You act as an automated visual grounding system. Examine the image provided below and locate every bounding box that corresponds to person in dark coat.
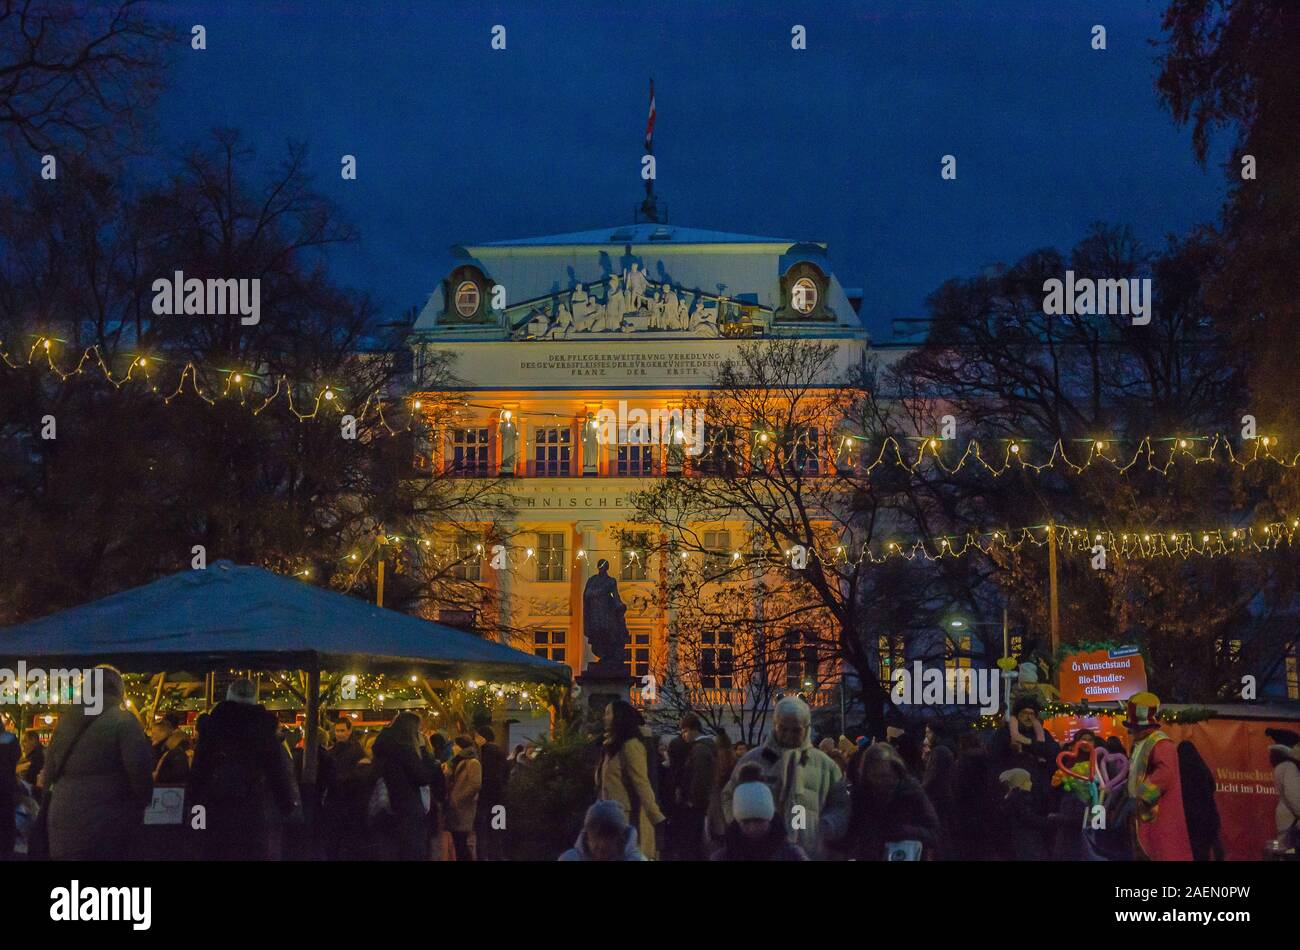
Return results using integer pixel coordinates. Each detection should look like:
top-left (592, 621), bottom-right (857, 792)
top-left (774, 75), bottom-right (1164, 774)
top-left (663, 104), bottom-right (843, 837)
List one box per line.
top-left (150, 713), bottom-right (191, 784)
top-left (999, 768), bottom-right (1052, 860)
top-left (843, 742), bottom-right (941, 860)
top-left (660, 731), bottom-right (689, 859)
top-left (947, 748), bottom-right (1009, 860)
top-left (990, 694), bottom-right (1060, 815)
top-left (17, 730), bottom-right (45, 788)
top-left (1178, 739), bottom-right (1223, 861)
top-left (187, 679), bottom-right (300, 860)
top-left (921, 743), bottom-right (957, 854)
top-left (474, 725), bottom-right (508, 860)
top-left (370, 711), bottom-right (442, 860)
top-left (327, 717), bottom-right (365, 780)
top-left (710, 773), bottom-right (807, 861)
top-left (0, 728), bottom-right (19, 860)
top-left (674, 713), bottom-right (716, 860)
top-left (44, 666), bottom-right (154, 860)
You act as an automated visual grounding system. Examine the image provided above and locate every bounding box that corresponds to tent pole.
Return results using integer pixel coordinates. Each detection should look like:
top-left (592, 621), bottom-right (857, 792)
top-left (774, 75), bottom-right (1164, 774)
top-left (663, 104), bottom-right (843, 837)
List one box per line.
top-left (303, 667), bottom-right (321, 786)
top-left (147, 671), bottom-right (167, 723)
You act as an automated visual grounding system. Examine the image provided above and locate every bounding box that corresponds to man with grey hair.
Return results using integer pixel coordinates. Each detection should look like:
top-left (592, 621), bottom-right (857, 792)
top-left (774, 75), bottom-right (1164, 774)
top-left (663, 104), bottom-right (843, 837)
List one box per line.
top-left (721, 696), bottom-right (849, 859)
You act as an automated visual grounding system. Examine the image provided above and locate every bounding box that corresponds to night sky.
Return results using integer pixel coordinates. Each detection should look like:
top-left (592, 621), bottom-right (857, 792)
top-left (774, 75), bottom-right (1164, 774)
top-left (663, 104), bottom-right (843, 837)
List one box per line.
top-left (161, 0), bottom-right (1225, 341)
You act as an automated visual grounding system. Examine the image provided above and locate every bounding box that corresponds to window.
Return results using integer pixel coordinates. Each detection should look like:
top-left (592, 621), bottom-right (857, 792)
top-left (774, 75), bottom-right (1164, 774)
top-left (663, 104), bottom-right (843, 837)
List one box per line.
top-left (1287, 643), bottom-right (1298, 701)
top-left (621, 532), bottom-right (649, 581)
top-left (702, 529), bottom-right (732, 577)
top-left (695, 425), bottom-right (738, 476)
top-left (616, 442), bottom-right (654, 477)
top-left (534, 427), bottom-right (571, 476)
top-left (536, 532), bottom-right (566, 582)
top-left (533, 629), bottom-right (566, 664)
top-left (878, 633), bottom-right (904, 686)
top-left (784, 426), bottom-right (822, 475)
top-left (791, 276), bottom-right (818, 314)
top-left (448, 534), bottom-right (482, 581)
top-left (455, 280), bottom-right (480, 317)
top-left (944, 635), bottom-right (972, 693)
top-left (700, 629), bottom-right (734, 689)
top-left (784, 629), bottom-right (819, 690)
top-left (448, 427), bottom-right (490, 475)
top-left (1215, 637), bottom-right (1242, 666)
top-left (626, 631), bottom-right (651, 678)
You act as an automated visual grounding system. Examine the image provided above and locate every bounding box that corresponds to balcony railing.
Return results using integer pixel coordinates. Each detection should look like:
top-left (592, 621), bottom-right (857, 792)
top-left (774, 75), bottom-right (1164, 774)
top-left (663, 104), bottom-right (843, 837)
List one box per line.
top-left (630, 685), bottom-right (837, 710)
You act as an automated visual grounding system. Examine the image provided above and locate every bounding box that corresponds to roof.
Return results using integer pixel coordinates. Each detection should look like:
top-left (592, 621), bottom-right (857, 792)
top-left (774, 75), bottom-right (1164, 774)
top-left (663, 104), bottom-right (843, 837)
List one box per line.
top-left (0, 561), bottom-right (569, 684)
top-left (469, 223), bottom-right (811, 249)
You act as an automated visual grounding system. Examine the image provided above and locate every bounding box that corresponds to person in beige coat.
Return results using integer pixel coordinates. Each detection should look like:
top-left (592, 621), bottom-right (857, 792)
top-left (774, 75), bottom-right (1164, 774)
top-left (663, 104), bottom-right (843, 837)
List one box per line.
top-left (596, 701), bottom-right (665, 859)
top-left (445, 735), bottom-right (482, 860)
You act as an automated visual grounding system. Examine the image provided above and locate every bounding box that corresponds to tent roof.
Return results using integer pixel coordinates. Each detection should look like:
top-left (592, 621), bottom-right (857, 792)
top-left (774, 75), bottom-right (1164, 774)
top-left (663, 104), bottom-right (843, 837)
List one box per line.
top-left (0, 561), bottom-right (569, 684)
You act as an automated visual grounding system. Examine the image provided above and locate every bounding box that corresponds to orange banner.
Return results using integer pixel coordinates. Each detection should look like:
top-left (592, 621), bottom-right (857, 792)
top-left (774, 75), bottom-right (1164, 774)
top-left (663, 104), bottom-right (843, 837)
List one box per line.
top-left (1058, 648), bottom-right (1147, 704)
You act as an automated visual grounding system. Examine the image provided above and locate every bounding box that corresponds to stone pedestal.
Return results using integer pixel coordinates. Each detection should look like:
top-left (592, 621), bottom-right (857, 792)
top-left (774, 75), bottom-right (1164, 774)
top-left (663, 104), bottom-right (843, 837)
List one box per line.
top-left (575, 667), bottom-right (636, 730)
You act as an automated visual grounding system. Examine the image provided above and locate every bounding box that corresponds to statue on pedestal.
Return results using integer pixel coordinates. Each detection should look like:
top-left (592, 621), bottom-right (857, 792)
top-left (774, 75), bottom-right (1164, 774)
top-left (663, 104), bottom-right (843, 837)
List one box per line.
top-left (582, 559), bottom-right (630, 677)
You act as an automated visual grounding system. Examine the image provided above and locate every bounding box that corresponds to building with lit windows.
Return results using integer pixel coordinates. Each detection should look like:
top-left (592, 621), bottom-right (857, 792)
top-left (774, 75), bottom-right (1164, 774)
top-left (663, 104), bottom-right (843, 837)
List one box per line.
top-left (405, 219), bottom-right (872, 733)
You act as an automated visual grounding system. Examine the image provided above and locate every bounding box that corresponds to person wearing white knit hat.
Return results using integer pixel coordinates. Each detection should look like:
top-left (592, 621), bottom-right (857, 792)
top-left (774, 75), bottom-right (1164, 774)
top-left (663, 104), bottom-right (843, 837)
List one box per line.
top-left (710, 765), bottom-right (808, 861)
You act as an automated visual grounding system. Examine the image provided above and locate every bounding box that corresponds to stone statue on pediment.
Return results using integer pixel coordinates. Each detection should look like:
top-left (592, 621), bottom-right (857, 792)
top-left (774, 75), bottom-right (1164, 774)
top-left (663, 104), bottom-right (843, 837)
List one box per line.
top-left (604, 274), bottom-right (626, 331)
top-left (625, 263), bottom-right (648, 312)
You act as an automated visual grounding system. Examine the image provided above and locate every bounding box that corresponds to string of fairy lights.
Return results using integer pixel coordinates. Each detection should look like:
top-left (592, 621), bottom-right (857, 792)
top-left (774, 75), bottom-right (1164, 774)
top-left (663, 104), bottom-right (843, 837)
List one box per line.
top-left (334, 516), bottom-right (1300, 578)
top-left (7, 334), bottom-right (1300, 479)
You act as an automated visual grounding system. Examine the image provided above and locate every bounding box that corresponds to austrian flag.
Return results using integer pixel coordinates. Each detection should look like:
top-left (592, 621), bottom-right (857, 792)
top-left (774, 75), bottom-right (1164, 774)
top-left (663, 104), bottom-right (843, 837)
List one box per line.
top-left (645, 79), bottom-right (656, 152)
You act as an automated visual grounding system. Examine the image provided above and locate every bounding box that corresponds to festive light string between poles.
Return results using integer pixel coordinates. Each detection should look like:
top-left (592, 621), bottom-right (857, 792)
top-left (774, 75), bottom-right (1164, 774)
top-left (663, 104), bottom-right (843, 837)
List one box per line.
top-left (336, 517), bottom-right (1300, 576)
top-left (8, 336), bottom-right (1300, 482)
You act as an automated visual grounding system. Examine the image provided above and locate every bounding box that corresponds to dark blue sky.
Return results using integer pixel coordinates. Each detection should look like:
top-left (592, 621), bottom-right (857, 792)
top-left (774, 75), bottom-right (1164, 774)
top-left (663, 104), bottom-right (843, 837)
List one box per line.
top-left (162, 0), bottom-right (1224, 341)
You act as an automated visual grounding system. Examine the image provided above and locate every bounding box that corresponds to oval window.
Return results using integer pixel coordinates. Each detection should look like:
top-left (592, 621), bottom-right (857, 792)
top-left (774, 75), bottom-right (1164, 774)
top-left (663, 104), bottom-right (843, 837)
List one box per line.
top-left (791, 277), bottom-right (819, 315)
top-left (454, 280), bottom-right (480, 318)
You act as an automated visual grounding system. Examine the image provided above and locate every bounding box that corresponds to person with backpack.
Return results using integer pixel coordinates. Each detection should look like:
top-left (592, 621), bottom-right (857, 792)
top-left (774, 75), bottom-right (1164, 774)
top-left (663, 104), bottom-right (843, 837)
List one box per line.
top-left (187, 679), bottom-right (301, 860)
top-left (42, 666), bottom-right (154, 861)
top-left (445, 735), bottom-right (481, 860)
top-left (367, 712), bottom-right (442, 860)
top-left (596, 700), bottom-right (666, 859)
top-left (473, 725), bottom-right (508, 860)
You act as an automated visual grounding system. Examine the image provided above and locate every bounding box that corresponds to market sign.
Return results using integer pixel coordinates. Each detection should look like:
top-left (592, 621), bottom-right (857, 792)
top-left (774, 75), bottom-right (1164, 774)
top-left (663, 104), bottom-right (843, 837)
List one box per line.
top-left (1058, 646), bottom-right (1147, 704)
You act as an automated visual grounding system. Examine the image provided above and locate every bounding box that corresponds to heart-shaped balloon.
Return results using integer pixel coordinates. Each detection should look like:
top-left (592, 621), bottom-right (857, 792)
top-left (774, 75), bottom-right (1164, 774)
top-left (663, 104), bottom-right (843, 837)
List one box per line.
top-left (1056, 741), bottom-right (1095, 781)
top-left (1092, 745), bottom-right (1129, 794)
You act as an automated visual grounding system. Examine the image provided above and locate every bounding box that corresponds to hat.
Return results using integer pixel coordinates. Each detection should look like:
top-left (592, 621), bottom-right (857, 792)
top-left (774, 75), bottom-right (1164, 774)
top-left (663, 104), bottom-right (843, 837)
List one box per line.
top-left (998, 767), bottom-right (1032, 792)
top-left (1124, 691), bottom-right (1162, 731)
top-left (732, 781), bottom-right (775, 822)
top-left (584, 800), bottom-right (629, 836)
top-left (226, 678), bottom-right (258, 705)
top-left (885, 726), bottom-right (905, 741)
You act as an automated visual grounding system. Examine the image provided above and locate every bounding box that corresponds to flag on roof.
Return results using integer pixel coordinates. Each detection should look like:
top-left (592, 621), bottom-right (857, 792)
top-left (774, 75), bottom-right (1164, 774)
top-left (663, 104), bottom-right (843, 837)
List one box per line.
top-left (645, 78), bottom-right (656, 152)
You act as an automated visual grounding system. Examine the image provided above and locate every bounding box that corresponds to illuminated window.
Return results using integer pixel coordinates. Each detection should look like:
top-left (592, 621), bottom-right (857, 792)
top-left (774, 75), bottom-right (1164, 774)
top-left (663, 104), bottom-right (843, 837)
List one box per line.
top-left (696, 425), bottom-right (738, 476)
top-left (617, 442), bottom-right (654, 477)
top-left (533, 629), bottom-right (566, 664)
top-left (455, 280), bottom-right (480, 317)
top-left (700, 629), bottom-right (734, 689)
top-left (702, 529), bottom-right (732, 577)
top-left (1286, 643), bottom-right (1297, 701)
top-left (621, 532), bottom-right (649, 581)
top-left (448, 534), bottom-right (481, 581)
top-left (945, 634), bottom-right (972, 670)
top-left (626, 631), bottom-right (651, 678)
top-left (534, 427), bottom-right (571, 476)
top-left (1214, 637), bottom-right (1242, 665)
top-left (449, 427), bottom-right (490, 475)
top-left (537, 532), bottom-right (566, 582)
top-left (784, 426), bottom-right (821, 475)
top-left (791, 277), bottom-right (818, 314)
top-left (784, 629), bottom-right (819, 690)
top-left (878, 633), bottom-right (904, 685)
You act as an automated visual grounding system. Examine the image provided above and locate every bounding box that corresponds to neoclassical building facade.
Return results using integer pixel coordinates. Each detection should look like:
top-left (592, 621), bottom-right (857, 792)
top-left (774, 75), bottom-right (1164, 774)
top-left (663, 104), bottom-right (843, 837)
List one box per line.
top-left (406, 221), bottom-right (870, 720)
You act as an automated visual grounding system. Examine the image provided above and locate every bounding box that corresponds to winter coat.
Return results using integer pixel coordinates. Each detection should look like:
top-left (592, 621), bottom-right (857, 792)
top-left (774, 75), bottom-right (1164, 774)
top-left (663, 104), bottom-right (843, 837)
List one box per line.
top-left (597, 738), bottom-right (666, 860)
top-left (1127, 730), bottom-right (1192, 861)
top-left (0, 731), bottom-right (18, 857)
top-left (844, 775), bottom-right (941, 861)
top-left (1001, 788), bottom-right (1052, 860)
top-left (722, 734), bottom-right (849, 859)
top-left (1275, 758), bottom-right (1300, 836)
top-left (679, 736), bottom-right (716, 811)
top-left (327, 737), bottom-right (365, 780)
top-left (187, 700), bottom-right (300, 860)
top-left (990, 721), bottom-right (1060, 814)
top-left (710, 818), bottom-right (809, 861)
top-left (558, 824), bottom-right (648, 861)
top-left (45, 704), bottom-right (154, 860)
top-left (18, 744), bottom-right (44, 787)
top-left (153, 740), bottom-right (191, 785)
top-left (477, 740), bottom-right (508, 821)
top-left (445, 750), bottom-right (482, 832)
top-left (369, 729), bottom-right (441, 860)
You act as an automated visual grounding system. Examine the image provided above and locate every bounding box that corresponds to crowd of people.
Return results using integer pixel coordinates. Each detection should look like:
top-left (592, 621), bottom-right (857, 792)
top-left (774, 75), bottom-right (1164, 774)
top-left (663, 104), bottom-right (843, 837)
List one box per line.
top-left (2, 668), bottom-right (1298, 863)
